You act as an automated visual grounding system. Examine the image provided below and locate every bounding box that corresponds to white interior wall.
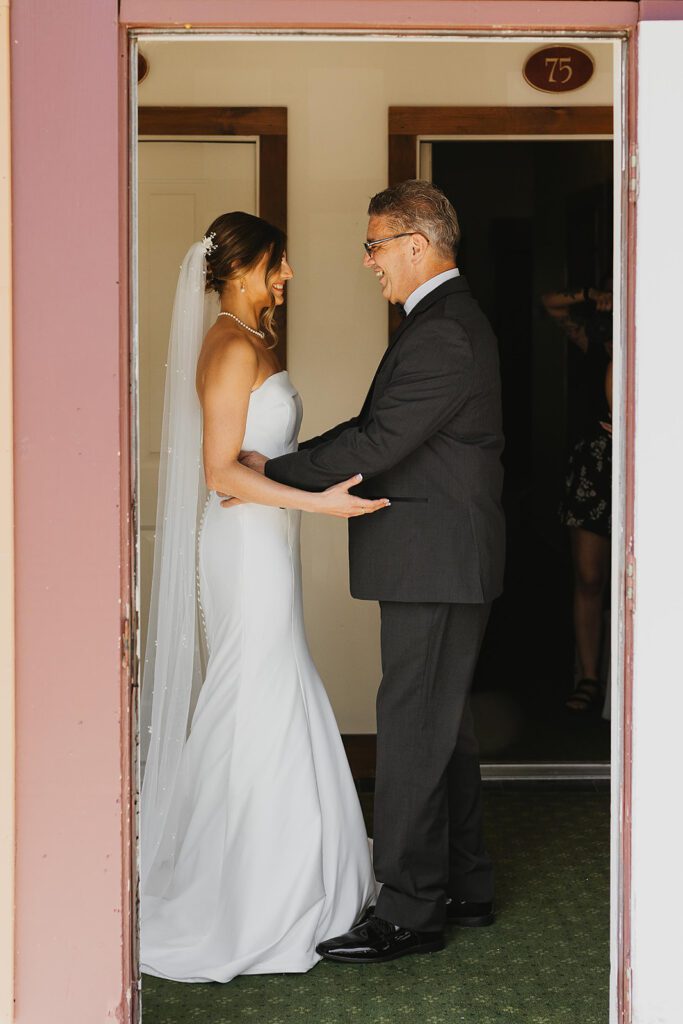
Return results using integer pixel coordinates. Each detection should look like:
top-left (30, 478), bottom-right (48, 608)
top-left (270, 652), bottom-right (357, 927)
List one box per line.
top-left (139, 38), bottom-right (614, 732)
top-left (632, 22), bottom-right (683, 1024)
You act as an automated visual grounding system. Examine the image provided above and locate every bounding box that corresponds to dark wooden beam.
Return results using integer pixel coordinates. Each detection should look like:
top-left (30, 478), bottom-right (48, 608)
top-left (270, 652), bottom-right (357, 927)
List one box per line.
top-left (388, 133), bottom-right (417, 187)
top-left (389, 105), bottom-right (613, 136)
top-left (259, 134), bottom-right (287, 234)
top-left (139, 105), bottom-right (287, 135)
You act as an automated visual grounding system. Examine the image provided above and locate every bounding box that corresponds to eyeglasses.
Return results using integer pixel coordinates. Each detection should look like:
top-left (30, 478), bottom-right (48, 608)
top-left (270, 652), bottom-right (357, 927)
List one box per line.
top-left (363, 232), bottom-right (417, 257)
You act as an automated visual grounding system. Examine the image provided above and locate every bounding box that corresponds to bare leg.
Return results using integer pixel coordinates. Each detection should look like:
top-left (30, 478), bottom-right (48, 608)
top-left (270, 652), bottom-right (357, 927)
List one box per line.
top-left (567, 527), bottom-right (610, 709)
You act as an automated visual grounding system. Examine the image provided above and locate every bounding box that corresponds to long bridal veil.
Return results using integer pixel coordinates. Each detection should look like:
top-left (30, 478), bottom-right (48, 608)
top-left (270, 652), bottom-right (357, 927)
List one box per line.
top-left (139, 241), bottom-right (217, 886)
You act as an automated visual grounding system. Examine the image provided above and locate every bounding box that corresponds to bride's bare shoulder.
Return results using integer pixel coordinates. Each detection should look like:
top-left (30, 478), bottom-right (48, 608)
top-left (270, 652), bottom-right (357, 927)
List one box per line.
top-left (200, 320), bottom-right (258, 371)
top-left (197, 322), bottom-right (258, 395)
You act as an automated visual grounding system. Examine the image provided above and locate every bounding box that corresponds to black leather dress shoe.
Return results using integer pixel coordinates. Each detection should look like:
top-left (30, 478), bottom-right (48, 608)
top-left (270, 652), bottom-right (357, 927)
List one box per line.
top-left (354, 904), bottom-right (375, 926)
top-left (445, 898), bottom-right (495, 927)
top-left (316, 915), bottom-right (445, 964)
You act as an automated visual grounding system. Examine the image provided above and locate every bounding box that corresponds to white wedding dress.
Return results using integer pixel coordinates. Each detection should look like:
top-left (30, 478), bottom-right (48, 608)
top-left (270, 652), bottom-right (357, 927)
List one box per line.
top-left (141, 370), bottom-right (375, 983)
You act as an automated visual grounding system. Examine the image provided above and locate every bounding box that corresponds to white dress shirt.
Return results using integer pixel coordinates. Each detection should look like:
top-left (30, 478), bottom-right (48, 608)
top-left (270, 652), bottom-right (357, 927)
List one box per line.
top-left (403, 267), bottom-right (460, 316)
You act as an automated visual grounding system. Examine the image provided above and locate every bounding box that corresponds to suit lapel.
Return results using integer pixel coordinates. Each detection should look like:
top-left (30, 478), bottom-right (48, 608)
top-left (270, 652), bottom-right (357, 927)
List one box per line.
top-left (357, 319), bottom-right (408, 420)
top-left (357, 276), bottom-right (470, 422)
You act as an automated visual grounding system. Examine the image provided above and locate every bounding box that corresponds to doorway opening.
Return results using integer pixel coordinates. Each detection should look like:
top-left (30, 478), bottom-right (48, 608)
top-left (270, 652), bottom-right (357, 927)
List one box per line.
top-left (130, 32), bottom-right (628, 1024)
top-left (430, 136), bottom-right (614, 770)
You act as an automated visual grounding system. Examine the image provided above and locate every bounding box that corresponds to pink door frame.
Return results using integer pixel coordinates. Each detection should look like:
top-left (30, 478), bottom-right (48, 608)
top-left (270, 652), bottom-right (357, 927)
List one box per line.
top-left (13, 2), bottom-right (670, 1023)
top-left (11, 4), bottom-right (134, 1024)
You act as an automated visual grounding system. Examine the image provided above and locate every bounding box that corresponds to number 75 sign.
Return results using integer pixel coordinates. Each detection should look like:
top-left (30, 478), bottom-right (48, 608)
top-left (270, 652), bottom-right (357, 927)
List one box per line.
top-left (524, 46), bottom-right (594, 93)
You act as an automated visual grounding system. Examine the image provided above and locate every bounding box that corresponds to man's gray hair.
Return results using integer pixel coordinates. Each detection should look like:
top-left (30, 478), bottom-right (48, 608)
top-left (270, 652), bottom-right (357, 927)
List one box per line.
top-left (368, 180), bottom-right (461, 261)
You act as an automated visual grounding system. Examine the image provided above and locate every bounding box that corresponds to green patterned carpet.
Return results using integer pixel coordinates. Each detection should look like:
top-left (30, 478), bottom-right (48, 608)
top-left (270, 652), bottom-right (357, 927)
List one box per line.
top-left (142, 791), bottom-right (610, 1024)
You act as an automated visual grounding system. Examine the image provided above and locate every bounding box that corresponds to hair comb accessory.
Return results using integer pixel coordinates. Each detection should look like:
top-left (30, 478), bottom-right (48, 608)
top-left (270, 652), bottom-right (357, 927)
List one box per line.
top-left (201, 232), bottom-right (217, 256)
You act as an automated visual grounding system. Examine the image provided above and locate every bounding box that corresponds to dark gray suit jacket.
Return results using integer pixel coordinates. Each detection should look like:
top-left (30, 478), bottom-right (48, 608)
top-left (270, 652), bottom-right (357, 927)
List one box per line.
top-left (265, 276), bottom-right (505, 603)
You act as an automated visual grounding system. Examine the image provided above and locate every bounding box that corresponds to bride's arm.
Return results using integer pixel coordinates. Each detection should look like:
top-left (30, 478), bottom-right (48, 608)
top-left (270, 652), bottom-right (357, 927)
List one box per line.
top-left (200, 338), bottom-right (389, 519)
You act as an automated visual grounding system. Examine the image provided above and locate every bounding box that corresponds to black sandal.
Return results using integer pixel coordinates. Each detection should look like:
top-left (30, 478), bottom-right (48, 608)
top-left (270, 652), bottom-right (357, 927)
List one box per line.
top-left (566, 677), bottom-right (603, 713)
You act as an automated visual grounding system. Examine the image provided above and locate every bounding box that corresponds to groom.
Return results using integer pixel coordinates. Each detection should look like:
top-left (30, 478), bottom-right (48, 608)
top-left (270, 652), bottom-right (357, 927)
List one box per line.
top-left (241, 180), bottom-right (504, 962)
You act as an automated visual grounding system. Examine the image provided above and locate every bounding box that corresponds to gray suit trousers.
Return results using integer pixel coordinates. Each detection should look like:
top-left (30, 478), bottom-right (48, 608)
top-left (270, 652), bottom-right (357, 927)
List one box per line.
top-left (373, 600), bottom-right (494, 932)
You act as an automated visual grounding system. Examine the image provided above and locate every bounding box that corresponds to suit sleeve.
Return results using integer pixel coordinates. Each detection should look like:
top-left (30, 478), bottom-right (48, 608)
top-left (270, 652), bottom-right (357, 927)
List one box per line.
top-left (265, 318), bottom-right (473, 490)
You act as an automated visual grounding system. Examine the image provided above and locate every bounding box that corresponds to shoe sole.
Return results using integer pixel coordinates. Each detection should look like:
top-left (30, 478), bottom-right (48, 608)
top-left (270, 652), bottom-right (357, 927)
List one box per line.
top-left (447, 913), bottom-right (495, 928)
top-left (319, 940), bottom-right (445, 964)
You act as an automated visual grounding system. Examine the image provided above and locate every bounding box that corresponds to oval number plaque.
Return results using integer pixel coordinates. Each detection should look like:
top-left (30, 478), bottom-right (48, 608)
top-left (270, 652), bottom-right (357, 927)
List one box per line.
top-left (523, 46), bottom-right (594, 93)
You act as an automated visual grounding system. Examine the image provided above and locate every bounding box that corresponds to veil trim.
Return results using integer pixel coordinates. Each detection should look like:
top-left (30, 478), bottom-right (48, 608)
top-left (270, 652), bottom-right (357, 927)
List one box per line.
top-left (139, 241), bottom-right (216, 887)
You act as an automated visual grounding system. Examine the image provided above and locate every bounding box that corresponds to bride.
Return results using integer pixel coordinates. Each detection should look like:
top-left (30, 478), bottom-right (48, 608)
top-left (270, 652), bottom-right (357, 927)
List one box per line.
top-left (139, 212), bottom-right (386, 983)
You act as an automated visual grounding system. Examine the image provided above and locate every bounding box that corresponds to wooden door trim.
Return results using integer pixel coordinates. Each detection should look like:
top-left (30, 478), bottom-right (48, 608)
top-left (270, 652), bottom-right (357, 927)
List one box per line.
top-left (139, 105), bottom-right (288, 361)
top-left (389, 104), bottom-right (613, 138)
top-left (389, 104), bottom-right (613, 187)
top-left (139, 105), bottom-right (287, 135)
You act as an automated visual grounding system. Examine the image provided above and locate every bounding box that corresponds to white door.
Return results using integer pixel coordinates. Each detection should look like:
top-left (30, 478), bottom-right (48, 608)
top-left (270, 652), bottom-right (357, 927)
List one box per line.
top-left (138, 139), bottom-right (258, 656)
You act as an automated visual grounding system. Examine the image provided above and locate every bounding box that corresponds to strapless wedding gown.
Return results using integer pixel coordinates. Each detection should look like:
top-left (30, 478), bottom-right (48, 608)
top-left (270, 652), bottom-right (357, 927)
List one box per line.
top-left (140, 371), bottom-right (375, 983)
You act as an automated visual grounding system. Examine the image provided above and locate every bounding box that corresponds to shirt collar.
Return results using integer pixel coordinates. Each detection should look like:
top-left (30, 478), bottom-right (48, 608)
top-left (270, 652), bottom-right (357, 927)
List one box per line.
top-left (403, 267), bottom-right (460, 316)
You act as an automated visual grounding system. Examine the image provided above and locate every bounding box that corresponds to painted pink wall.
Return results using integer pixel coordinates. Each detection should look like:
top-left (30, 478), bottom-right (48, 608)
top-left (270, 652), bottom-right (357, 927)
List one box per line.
top-left (121, 0), bottom-right (639, 29)
top-left (639, 1), bottom-right (683, 18)
top-left (11, 2), bottom-right (130, 1022)
top-left (9, 1), bottom-right (682, 1022)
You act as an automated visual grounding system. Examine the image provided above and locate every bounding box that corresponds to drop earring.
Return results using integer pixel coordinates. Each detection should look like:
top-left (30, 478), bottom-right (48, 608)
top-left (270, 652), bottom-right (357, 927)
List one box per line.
top-left (240, 280), bottom-right (246, 293)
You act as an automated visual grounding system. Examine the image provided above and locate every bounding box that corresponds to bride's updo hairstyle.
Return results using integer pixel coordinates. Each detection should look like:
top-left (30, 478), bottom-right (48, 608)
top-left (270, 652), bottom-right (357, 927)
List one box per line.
top-left (203, 211), bottom-right (287, 345)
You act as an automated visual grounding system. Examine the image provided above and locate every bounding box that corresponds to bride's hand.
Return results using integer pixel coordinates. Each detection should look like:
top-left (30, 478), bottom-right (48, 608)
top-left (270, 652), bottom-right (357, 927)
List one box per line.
top-left (312, 474), bottom-right (391, 518)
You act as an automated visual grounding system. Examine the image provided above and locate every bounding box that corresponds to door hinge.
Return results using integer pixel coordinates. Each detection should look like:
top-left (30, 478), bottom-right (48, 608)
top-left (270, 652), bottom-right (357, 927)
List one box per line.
top-left (625, 555), bottom-right (636, 611)
top-left (122, 613), bottom-right (138, 680)
top-left (628, 144), bottom-right (639, 204)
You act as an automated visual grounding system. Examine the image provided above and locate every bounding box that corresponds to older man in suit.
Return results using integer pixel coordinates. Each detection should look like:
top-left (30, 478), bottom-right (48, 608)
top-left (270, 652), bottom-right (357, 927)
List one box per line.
top-left (240, 180), bottom-right (505, 963)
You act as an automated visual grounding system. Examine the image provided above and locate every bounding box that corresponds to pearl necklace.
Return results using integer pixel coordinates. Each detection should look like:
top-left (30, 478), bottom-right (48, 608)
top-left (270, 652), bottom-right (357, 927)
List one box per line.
top-left (217, 311), bottom-right (265, 340)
